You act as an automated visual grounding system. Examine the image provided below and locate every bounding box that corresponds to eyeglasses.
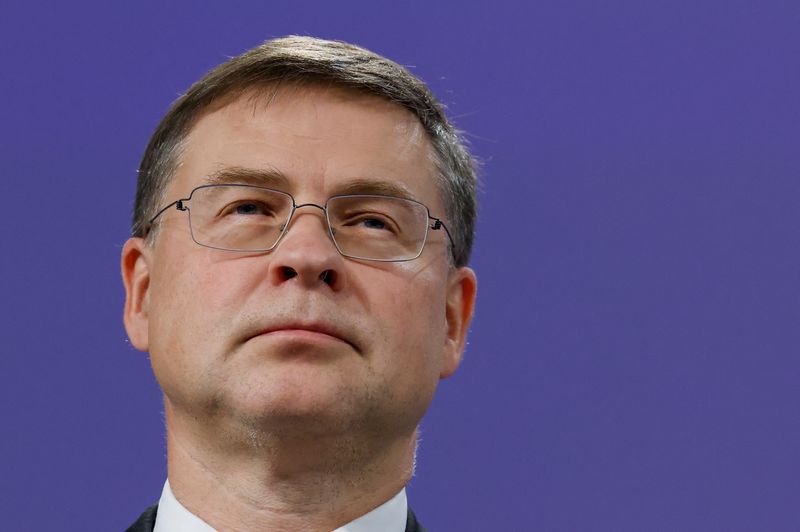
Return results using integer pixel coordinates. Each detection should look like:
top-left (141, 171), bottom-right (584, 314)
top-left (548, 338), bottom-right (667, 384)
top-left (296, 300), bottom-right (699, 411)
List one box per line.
top-left (146, 184), bottom-right (454, 262)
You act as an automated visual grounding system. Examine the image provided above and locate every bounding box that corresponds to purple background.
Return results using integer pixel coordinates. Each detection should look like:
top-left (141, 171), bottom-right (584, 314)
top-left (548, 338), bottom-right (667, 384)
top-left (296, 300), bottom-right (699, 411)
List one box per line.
top-left (2, 1), bottom-right (799, 530)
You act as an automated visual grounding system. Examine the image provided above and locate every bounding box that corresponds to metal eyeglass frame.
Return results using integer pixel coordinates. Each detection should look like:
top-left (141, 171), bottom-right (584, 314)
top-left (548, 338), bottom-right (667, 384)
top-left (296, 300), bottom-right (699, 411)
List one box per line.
top-left (145, 183), bottom-right (455, 263)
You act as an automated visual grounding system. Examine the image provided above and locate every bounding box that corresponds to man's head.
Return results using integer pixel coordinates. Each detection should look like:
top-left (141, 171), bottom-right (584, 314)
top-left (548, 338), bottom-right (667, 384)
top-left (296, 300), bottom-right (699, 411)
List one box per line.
top-left (121, 36), bottom-right (477, 458)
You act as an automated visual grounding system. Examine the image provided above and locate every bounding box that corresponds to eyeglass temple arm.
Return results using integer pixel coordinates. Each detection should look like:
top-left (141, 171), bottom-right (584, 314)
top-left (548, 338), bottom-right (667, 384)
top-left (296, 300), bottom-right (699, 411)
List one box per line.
top-left (143, 198), bottom-right (189, 234)
top-left (430, 216), bottom-right (456, 252)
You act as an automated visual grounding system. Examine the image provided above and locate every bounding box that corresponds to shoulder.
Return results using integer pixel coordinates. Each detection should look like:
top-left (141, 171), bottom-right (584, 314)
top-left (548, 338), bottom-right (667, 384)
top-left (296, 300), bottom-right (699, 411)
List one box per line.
top-left (125, 503), bottom-right (158, 532)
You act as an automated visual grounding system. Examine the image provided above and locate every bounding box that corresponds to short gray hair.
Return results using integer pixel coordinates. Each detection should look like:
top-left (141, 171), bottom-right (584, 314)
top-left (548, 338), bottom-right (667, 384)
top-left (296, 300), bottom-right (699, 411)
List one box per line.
top-left (133, 36), bottom-right (477, 266)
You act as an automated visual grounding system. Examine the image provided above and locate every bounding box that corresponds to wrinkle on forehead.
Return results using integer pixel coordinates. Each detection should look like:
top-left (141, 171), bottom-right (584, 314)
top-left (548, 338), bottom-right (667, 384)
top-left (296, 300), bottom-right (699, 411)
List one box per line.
top-left (187, 83), bottom-right (431, 161)
top-left (177, 83), bottom-right (444, 213)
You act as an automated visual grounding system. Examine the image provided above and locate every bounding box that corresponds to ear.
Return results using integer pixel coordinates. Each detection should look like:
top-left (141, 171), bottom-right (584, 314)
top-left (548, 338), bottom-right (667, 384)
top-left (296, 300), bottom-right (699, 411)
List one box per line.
top-left (121, 237), bottom-right (152, 351)
top-left (440, 266), bottom-right (477, 379)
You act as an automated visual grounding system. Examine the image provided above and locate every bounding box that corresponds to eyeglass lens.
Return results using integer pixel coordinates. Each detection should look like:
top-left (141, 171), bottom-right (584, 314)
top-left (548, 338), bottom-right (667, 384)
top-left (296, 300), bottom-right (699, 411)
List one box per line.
top-left (185, 185), bottom-right (430, 261)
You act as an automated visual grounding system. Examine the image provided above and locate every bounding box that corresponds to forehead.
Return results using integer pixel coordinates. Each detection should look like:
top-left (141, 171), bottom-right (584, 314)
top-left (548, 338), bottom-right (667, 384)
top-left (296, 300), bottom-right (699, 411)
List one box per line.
top-left (171, 85), bottom-right (442, 209)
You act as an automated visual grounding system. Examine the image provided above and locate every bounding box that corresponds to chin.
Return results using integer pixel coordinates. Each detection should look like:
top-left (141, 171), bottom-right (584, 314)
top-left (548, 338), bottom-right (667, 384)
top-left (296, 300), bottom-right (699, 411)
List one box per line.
top-left (226, 372), bottom-right (376, 434)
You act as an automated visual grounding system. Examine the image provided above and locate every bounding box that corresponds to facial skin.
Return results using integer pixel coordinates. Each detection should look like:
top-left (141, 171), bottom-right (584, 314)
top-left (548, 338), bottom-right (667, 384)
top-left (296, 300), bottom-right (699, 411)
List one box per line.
top-left (121, 85), bottom-right (476, 527)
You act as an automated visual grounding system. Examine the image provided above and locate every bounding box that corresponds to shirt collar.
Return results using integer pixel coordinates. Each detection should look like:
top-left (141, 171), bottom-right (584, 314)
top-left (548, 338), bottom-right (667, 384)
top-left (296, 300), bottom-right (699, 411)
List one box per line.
top-left (153, 479), bottom-right (407, 532)
top-left (335, 488), bottom-right (407, 532)
top-left (153, 480), bottom-right (214, 532)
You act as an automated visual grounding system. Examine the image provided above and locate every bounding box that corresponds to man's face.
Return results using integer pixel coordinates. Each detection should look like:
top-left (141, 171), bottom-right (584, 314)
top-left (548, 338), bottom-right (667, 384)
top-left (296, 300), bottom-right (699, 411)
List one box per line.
top-left (122, 86), bottom-right (476, 441)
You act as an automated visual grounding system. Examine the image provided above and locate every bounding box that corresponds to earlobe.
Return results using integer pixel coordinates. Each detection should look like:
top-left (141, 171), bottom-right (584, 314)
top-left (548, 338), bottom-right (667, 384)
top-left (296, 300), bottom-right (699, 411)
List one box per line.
top-left (121, 237), bottom-right (152, 351)
top-left (440, 266), bottom-right (477, 379)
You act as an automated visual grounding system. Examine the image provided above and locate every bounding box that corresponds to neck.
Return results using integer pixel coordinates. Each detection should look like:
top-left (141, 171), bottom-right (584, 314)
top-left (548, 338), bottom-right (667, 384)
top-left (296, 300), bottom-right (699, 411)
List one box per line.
top-left (163, 401), bottom-right (415, 531)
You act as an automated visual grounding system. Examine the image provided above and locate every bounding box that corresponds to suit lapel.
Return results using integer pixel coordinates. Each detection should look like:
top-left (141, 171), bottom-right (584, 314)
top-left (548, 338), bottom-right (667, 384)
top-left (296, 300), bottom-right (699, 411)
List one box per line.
top-left (125, 503), bottom-right (158, 532)
top-left (405, 507), bottom-right (428, 532)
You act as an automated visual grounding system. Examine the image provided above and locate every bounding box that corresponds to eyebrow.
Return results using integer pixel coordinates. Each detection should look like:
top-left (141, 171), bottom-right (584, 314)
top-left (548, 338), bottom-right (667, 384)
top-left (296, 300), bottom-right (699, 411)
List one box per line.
top-left (202, 167), bottom-right (418, 202)
top-left (333, 179), bottom-right (416, 201)
top-left (202, 166), bottom-right (291, 189)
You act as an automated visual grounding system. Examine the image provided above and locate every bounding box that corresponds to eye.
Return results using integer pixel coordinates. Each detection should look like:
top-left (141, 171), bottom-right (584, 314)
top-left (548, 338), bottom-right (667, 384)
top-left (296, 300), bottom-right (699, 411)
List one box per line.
top-left (360, 217), bottom-right (387, 230)
top-left (343, 213), bottom-right (399, 235)
top-left (221, 200), bottom-right (274, 217)
top-left (235, 202), bottom-right (263, 215)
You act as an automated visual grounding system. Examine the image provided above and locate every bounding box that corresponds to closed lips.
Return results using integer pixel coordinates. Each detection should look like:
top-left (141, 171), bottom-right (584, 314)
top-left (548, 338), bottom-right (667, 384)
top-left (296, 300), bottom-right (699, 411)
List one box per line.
top-left (255, 323), bottom-right (359, 351)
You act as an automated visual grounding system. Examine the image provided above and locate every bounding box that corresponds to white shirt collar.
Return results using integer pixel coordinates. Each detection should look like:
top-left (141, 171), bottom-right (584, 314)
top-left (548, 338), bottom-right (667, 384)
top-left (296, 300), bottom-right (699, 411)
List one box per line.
top-left (153, 479), bottom-right (408, 532)
top-left (153, 480), bottom-right (214, 532)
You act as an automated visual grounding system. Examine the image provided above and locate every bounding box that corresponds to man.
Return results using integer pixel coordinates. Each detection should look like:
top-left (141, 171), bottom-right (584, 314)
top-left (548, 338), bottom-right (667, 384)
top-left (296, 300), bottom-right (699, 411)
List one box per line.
top-left (122, 35), bottom-right (478, 532)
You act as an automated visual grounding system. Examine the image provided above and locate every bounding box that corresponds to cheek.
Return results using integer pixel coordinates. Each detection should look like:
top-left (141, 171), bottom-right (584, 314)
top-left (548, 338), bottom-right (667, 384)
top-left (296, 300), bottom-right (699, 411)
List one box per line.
top-left (147, 253), bottom-right (248, 389)
top-left (369, 270), bottom-right (448, 377)
top-left (362, 271), bottom-right (448, 427)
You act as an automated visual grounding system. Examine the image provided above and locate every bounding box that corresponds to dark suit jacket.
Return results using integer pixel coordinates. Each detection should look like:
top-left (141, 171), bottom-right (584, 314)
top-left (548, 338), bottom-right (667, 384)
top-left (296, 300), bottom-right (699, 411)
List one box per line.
top-left (125, 503), bottom-right (427, 532)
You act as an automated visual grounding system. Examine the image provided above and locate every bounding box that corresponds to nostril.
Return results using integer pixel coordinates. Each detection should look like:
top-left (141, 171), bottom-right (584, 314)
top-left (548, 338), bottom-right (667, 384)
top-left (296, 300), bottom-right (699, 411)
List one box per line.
top-left (282, 266), bottom-right (298, 280)
top-left (319, 269), bottom-right (336, 286)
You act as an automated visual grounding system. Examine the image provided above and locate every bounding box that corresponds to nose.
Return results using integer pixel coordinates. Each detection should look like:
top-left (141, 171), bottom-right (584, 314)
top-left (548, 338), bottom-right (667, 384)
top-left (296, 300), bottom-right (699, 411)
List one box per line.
top-left (266, 204), bottom-right (346, 291)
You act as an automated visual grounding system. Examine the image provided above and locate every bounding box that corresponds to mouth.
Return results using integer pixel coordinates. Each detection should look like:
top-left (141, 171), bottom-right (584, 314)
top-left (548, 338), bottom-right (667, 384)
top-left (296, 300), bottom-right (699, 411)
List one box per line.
top-left (253, 322), bottom-right (359, 352)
